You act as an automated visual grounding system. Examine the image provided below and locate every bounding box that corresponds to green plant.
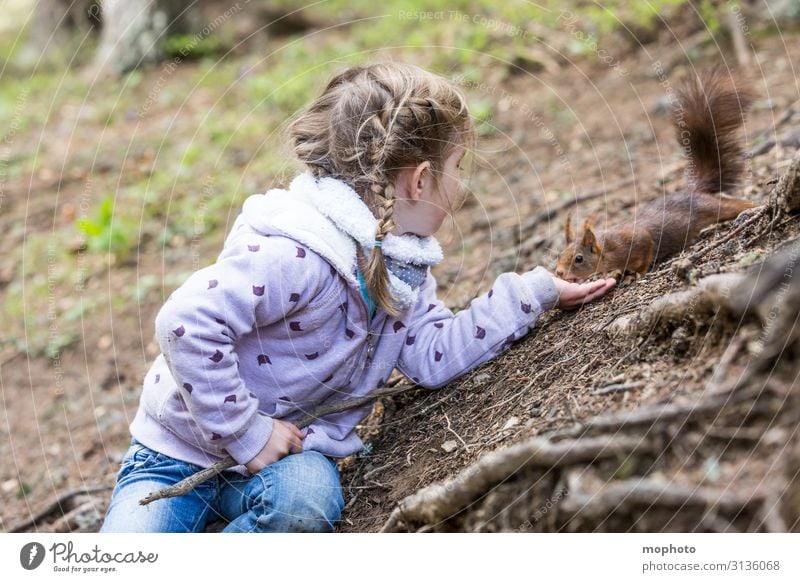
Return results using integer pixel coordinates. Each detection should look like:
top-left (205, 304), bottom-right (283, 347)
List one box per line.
top-left (75, 194), bottom-right (138, 262)
top-left (16, 481), bottom-right (32, 500)
top-left (697, 0), bottom-right (721, 33)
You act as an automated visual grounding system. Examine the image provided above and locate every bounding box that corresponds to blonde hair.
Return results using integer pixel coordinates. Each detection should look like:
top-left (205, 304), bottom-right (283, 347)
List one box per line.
top-left (288, 62), bottom-right (474, 316)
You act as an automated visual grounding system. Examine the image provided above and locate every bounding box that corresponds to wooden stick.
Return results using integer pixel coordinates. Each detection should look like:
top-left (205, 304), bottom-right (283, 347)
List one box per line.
top-left (593, 382), bottom-right (645, 395)
top-left (138, 383), bottom-right (420, 505)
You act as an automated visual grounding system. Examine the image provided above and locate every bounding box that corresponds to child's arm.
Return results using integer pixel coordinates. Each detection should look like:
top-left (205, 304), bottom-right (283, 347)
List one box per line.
top-left (396, 266), bottom-right (559, 389)
top-left (153, 234), bottom-right (328, 466)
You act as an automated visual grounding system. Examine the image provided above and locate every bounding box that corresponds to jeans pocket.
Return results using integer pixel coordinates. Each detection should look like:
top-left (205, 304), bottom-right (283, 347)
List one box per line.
top-left (115, 443), bottom-right (144, 482)
top-left (117, 441), bottom-right (175, 480)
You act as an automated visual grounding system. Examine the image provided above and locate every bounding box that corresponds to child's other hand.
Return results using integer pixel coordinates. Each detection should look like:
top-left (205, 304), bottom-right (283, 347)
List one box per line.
top-left (551, 274), bottom-right (616, 310)
top-left (245, 418), bottom-right (305, 474)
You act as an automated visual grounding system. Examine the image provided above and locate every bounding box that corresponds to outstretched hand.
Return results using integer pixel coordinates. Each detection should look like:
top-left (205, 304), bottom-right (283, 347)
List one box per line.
top-left (550, 274), bottom-right (616, 310)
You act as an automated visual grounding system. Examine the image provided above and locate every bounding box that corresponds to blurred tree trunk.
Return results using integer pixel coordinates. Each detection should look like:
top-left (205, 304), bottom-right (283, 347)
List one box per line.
top-left (19, 0), bottom-right (101, 66)
top-left (21, 1), bottom-right (316, 76)
top-left (94, 1), bottom-right (316, 76)
top-left (94, 0), bottom-right (194, 76)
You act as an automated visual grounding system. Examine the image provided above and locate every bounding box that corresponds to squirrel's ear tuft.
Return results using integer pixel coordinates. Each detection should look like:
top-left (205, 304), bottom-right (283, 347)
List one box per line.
top-left (581, 219), bottom-right (596, 248)
top-left (565, 212), bottom-right (574, 243)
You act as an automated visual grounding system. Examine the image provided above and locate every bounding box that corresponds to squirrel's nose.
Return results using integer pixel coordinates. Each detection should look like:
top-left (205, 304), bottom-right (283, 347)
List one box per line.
top-left (555, 268), bottom-right (565, 278)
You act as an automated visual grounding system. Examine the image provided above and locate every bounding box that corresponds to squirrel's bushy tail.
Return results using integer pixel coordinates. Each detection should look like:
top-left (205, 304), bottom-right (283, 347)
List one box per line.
top-left (674, 67), bottom-right (755, 193)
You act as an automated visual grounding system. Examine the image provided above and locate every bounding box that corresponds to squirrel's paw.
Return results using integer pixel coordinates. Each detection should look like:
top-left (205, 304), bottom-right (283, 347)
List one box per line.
top-left (606, 269), bottom-right (625, 282)
top-left (609, 269), bottom-right (643, 286)
top-left (621, 271), bottom-right (641, 286)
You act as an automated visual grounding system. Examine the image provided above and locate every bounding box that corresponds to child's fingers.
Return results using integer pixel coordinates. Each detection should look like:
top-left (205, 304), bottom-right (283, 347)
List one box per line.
top-left (589, 280), bottom-right (607, 291)
top-left (578, 279), bottom-right (615, 304)
top-left (277, 419), bottom-right (305, 440)
top-left (558, 278), bottom-right (615, 309)
top-left (570, 281), bottom-right (601, 300)
top-left (587, 278), bottom-right (615, 293)
top-left (290, 436), bottom-right (304, 454)
top-left (584, 282), bottom-right (614, 302)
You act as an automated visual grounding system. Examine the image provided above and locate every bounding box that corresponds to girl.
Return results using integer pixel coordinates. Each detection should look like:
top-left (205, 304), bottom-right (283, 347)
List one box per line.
top-left (100, 62), bottom-right (615, 533)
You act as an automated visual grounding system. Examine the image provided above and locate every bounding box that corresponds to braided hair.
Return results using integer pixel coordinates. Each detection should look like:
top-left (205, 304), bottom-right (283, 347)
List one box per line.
top-left (288, 62), bottom-right (474, 316)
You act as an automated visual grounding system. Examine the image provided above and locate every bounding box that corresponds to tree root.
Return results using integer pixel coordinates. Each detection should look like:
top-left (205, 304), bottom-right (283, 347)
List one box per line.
top-left (559, 477), bottom-right (766, 523)
top-left (604, 272), bottom-right (747, 341)
top-left (548, 386), bottom-right (761, 441)
top-left (380, 383), bottom-right (781, 532)
top-left (380, 434), bottom-right (654, 532)
top-left (776, 150), bottom-right (800, 214)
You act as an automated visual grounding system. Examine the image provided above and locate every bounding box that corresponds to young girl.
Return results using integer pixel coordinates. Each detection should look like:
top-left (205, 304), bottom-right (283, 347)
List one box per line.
top-left (100, 62), bottom-right (615, 533)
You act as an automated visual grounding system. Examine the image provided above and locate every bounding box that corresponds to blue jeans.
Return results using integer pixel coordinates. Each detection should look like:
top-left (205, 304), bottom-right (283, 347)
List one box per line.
top-left (100, 438), bottom-right (345, 533)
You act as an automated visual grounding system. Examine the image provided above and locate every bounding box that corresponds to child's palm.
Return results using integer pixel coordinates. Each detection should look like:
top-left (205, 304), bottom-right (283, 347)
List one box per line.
top-left (551, 274), bottom-right (616, 310)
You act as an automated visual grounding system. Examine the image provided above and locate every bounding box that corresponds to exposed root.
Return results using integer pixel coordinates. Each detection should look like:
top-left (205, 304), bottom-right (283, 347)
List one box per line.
top-left (559, 477), bottom-right (765, 523)
top-left (380, 434), bottom-right (655, 532)
top-left (604, 272), bottom-right (746, 342)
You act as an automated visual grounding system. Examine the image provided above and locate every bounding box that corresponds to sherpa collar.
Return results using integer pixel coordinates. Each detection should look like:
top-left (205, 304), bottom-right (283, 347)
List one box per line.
top-left (239, 172), bottom-right (444, 311)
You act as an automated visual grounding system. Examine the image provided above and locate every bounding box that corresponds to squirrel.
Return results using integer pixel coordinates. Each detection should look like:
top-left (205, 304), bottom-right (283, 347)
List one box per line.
top-left (555, 67), bottom-right (759, 283)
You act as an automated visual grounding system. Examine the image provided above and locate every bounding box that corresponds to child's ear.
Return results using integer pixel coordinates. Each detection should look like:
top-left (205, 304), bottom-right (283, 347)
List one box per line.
top-left (565, 212), bottom-right (573, 244)
top-left (412, 161), bottom-right (432, 199)
top-left (396, 164), bottom-right (427, 201)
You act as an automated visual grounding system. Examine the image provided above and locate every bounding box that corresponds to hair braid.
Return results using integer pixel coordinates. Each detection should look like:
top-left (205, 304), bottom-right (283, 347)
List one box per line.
top-left (358, 179), bottom-right (399, 317)
top-left (287, 61), bottom-right (475, 316)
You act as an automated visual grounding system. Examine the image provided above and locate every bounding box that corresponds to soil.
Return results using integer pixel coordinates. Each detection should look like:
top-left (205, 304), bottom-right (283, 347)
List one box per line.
top-left (1, 27), bottom-right (798, 533)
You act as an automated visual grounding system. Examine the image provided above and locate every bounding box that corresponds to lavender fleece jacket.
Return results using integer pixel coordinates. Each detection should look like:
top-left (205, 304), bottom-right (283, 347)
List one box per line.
top-left (130, 174), bottom-right (559, 477)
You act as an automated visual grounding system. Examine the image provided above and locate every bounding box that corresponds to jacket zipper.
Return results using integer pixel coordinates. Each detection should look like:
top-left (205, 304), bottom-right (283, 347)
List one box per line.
top-left (305, 256), bottom-right (382, 394)
top-left (364, 329), bottom-right (376, 364)
top-left (335, 276), bottom-right (379, 391)
top-left (353, 266), bottom-right (380, 365)
top-left (356, 289), bottom-right (378, 366)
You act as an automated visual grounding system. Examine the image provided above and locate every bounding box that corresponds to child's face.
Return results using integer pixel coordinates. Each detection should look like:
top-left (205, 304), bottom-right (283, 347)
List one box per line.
top-left (390, 148), bottom-right (466, 237)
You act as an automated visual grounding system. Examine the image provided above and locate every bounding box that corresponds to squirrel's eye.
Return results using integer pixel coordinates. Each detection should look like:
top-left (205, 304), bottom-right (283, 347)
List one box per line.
top-left (574, 254), bottom-right (583, 264)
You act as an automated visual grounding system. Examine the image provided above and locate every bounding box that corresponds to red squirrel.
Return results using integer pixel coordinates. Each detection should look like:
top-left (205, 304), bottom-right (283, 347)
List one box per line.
top-left (555, 68), bottom-right (758, 283)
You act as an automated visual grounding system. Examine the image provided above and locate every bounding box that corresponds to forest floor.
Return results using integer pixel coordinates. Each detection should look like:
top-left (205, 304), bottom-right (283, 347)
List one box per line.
top-left (1, 16), bottom-right (799, 533)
